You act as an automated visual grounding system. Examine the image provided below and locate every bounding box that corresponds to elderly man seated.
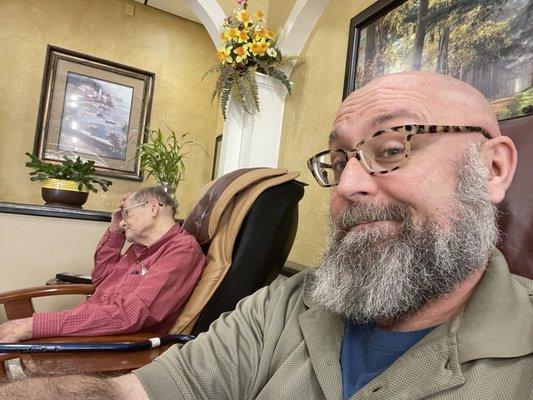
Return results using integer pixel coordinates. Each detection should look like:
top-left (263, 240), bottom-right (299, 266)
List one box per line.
top-left (1, 72), bottom-right (531, 399)
top-left (0, 186), bottom-right (206, 342)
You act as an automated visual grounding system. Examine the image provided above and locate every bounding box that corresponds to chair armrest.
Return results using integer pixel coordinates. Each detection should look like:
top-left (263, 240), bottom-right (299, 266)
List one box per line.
top-left (0, 284), bottom-right (95, 303)
top-left (0, 285), bottom-right (95, 320)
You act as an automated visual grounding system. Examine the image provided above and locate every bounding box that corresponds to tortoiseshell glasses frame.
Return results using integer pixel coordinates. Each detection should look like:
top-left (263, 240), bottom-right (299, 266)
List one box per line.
top-left (307, 124), bottom-right (491, 187)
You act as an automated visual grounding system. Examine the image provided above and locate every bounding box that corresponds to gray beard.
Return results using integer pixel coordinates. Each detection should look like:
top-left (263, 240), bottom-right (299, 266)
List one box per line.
top-left (309, 145), bottom-right (499, 325)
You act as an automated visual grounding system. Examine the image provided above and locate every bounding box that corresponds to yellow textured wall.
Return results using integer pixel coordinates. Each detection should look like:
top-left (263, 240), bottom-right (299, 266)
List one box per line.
top-left (279, 0), bottom-right (376, 267)
top-left (0, 0), bottom-right (220, 219)
top-left (268, 0), bottom-right (297, 35)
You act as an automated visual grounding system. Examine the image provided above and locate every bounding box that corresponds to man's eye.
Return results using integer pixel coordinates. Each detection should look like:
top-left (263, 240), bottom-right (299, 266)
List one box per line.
top-left (331, 159), bottom-right (347, 171)
top-left (377, 144), bottom-right (405, 158)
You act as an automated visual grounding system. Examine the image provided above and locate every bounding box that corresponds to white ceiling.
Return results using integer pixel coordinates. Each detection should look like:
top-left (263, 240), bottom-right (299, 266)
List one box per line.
top-left (133, 0), bottom-right (201, 23)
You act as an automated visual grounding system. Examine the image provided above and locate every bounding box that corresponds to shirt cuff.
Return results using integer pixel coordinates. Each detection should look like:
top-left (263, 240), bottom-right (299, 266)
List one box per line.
top-left (32, 311), bottom-right (67, 338)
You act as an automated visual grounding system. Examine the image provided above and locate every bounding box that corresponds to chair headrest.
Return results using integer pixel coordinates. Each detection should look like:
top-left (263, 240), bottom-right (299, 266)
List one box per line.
top-left (183, 168), bottom-right (293, 246)
top-left (497, 115), bottom-right (533, 279)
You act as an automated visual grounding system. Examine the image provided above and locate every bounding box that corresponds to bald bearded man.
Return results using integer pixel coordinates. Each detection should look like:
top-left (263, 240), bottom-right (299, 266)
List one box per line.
top-left (1, 72), bottom-right (531, 399)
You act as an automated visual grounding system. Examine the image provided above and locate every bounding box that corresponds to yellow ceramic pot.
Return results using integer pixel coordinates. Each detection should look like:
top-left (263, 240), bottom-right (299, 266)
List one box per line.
top-left (41, 178), bottom-right (89, 209)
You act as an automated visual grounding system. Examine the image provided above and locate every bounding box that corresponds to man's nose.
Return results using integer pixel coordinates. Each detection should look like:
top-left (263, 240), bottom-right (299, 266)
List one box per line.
top-left (335, 157), bottom-right (379, 201)
top-left (119, 219), bottom-right (127, 229)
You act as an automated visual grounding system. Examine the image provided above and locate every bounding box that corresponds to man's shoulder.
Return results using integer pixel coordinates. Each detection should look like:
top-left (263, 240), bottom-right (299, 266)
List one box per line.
top-left (166, 225), bottom-right (203, 249)
top-left (258, 269), bottom-right (314, 312)
top-left (511, 273), bottom-right (533, 302)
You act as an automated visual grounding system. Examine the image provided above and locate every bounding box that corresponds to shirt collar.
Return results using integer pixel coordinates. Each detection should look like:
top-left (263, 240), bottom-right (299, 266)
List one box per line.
top-left (132, 223), bottom-right (183, 258)
top-left (453, 248), bottom-right (533, 362)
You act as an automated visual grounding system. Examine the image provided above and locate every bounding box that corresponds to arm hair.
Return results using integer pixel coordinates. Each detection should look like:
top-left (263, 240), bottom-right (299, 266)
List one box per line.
top-left (0, 375), bottom-right (120, 400)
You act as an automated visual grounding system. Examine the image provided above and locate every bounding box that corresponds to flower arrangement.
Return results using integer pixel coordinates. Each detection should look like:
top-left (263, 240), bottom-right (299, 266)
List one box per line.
top-left (205, 0), bottom-right (293, 119)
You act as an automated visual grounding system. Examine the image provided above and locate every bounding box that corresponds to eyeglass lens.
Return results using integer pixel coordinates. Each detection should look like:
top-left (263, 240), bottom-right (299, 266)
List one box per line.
top-left (313, 131), bottom-right (408, 186)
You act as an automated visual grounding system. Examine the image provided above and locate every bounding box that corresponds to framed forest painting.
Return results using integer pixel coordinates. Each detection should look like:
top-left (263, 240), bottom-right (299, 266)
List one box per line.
top-left (344, 0), bottom-right (532, 121)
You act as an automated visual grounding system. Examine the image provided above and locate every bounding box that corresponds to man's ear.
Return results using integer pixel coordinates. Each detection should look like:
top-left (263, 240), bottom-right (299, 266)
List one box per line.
top-left (484, 136), bottom-right (517, 204)
top-left (149, 198), bottom-right (160, 217)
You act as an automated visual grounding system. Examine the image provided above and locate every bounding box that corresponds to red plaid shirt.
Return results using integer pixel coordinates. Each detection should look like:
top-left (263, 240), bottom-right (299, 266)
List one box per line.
top-left (32, 224), bottom-right (206, 338)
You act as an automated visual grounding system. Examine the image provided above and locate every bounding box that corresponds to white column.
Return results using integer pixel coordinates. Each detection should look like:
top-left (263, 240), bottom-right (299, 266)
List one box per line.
top-left (218, 73), bottom-right (289, 176)
top-left (182, 0), bottom-right (225, 45)
top-left (277, 0), bottom-right (331, 76)
top-left (183, 0), bottom-right (329, 176)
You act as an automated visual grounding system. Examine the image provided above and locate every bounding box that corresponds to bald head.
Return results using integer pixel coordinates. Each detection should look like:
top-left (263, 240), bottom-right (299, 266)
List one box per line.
top-left (334, 71), bottom-right (501, 139)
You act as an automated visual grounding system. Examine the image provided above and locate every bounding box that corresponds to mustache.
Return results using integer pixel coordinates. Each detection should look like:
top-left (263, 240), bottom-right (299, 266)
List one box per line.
top-left (332, 202), bottom-right (412, 234)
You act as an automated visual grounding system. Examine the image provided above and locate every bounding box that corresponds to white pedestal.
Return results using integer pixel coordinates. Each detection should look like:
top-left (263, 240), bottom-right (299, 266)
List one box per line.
top-left (218, 72), bottom-right (289, 177)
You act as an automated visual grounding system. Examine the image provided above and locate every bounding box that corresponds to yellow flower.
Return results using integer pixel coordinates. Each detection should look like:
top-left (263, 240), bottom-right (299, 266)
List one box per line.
top-left (237, 28), bottom-right (250, 43)
top-left (254, 26), bottom-right (268, 39)
top-left (249, 40), bottom-right (270, 56)
top-left (268, 29), bottom-right (276, 39)
top-left (253, 10), bottom-right (264, 21)
top-left (224, 27), bottom-right (240, 41)
top-left (236, 9), bottom-right (251, 25)
top-left (217, 46), bottom-right (233, 64)
top-left (233, 46), bottom-right (250, 63)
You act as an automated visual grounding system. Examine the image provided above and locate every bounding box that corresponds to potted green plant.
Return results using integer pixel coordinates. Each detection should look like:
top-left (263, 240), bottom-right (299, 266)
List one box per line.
top-left (25, 152), bottom-right (113, 209)
top-left (137, 128), bottom-right (203, 199)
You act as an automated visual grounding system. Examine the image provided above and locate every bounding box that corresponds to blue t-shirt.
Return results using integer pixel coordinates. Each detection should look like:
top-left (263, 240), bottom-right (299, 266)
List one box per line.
top-left (340, 322), bottom-right (434, 399)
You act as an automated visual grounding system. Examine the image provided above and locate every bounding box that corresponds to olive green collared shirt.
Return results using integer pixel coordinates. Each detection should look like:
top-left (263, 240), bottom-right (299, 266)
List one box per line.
top-left (134, 249), bottom-right (533, 399)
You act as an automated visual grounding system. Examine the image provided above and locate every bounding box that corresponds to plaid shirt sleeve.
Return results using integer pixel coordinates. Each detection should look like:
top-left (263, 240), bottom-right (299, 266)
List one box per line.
top-left (32, 237), bottom-right (206, 338)
top-left (91, 228), bottom-right (126, 287)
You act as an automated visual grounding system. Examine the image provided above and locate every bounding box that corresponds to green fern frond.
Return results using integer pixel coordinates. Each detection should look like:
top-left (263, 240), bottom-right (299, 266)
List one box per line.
top-left (267, 68), bottom-right (292, 94)
top-left (202, 63), bottom-right (224, 80)
top-left (220, 86), bottom-right (231, 120)
top-left (255, 59), bottom-right (271, 75)
top-left (231, 76), bottom-right (251, 114)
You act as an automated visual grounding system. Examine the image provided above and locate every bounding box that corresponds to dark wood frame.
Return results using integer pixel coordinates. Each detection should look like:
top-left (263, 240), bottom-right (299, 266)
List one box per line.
top-left (343, 0), bottom-right (532, 122)
top-left (0, 201), bottom-right (111, 222)
top-left (343, 0), bottom-right (403, 99)
top-left (33, 45), bottom-right (155, 180)
top-left (211, 134), bottom-right (223, 180)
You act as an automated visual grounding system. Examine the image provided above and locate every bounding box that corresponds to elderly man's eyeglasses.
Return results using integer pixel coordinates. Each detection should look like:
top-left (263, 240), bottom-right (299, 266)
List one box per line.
top-left (120, 201), bottom-right (164, 220)
top-left (307, 124), bottom-right (491, 187)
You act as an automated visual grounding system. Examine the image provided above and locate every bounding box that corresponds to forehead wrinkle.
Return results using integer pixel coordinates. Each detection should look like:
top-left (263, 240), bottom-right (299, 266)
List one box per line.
top-left (368, 110), bottom-right (425, 130)
top-left (334, 100), bottom-right (431, 139)
top-left (335, 92), bottom-right (433, 128)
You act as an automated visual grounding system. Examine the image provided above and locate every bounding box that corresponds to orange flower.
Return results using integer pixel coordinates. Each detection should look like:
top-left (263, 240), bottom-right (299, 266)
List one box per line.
top-left (217, 46), bottom-right (233, 64)
top-left (249, 40), bottom-right (270, 56)
top-left (233, 45), bottom-right (250, 62)
top-left (236, 9), bottom-right (251, 25)
top-left (254, 26), bottom-right (268, 39)
top-left (237, 28), bottom-right (250, 43)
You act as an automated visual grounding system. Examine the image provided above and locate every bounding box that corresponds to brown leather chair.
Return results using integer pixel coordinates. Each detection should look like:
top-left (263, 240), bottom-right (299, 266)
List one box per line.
top-left (497, 115), bottom-right (533, 279)
top-left (0, 168), bottom-right (305, 378)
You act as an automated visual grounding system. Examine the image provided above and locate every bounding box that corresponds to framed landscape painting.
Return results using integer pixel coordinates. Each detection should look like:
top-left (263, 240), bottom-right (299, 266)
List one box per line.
top-left (343, 0), bottom-right (532, 121)
top-left (33, 46), bottom-right (155, 180)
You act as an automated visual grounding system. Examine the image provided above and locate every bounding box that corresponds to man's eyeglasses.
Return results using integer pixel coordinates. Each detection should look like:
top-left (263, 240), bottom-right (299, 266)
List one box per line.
top-left (307, 124), bottom-right (491, 187)
top-left (120, 201), bottom-right (164, 220)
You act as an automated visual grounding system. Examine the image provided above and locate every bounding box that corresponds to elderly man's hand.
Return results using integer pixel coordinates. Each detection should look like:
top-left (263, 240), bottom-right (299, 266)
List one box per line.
top-left (0, 317), bottom-right (33, 343)
top-left (109, 193), bottom-right (130, 233)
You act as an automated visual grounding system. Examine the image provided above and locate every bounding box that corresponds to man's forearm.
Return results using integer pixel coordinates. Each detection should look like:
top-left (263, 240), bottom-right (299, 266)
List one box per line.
top-left (0, 375), bottom-right (120, 400)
